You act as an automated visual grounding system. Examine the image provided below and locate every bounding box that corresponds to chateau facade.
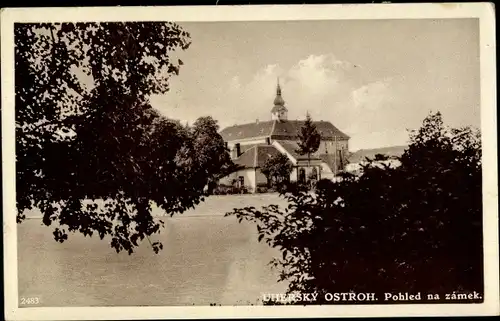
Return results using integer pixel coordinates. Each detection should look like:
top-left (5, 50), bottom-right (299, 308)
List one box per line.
top-left (219, 82), bottom-right (350, 192)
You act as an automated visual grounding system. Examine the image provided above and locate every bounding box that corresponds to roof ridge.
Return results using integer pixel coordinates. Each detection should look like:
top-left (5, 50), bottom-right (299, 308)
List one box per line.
top-left (235, 144), bottom-right (257, 160)
top-left (221, 119), bottom-right (351, 141)
top-left (269, 119), bottom-right (277, 136)
top-left (221, 119), bottom-right (274, 129)
top-left (254, 144), bottom-right (259, 167)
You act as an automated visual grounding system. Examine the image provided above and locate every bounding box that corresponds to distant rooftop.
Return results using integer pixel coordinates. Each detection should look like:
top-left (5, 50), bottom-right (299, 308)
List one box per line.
top-left (233, 145), bottom-right (282, 169)
top-left (348, 145), bottom-right (408, 163)
top-left (220, 119), bottom-right (349, 142)
top-left (220, 81), bottom-right (349, 142)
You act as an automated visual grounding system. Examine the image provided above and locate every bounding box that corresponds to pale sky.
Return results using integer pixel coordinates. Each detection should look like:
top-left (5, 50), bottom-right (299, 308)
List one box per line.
top-left (149, 19), bottom-right (480, 151)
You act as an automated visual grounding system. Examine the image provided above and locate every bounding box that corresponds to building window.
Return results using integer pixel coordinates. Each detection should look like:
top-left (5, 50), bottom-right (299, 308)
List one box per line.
top-left (311, 167), bottom-right (318, 180)
top-left (299, 168), bottom-right (306, 183)
top-left (266, 137), bottom-right (271, 145)
top-left (238, 176), bottom-right (244, 187)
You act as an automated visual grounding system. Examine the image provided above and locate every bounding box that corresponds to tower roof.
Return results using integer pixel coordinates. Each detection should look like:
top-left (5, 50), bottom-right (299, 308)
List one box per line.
top-left (273, 78), bottom-right (286, 108)
top-left (271, 104), bottom-right (286, 113)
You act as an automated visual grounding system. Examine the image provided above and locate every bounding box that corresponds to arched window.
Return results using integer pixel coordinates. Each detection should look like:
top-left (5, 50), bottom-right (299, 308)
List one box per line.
top-left (311, 167), bottom-right (318, 180)
top-left (299, 168), bottom-right (306, 183)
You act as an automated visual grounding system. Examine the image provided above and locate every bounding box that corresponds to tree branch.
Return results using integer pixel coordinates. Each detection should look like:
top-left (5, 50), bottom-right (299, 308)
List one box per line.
top-left (49, 25), bottom-right (87, 100)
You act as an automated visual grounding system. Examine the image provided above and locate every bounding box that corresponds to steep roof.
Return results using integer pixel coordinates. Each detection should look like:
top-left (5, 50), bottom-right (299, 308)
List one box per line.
top-left (348, 145), bottom-right (408, 163)
top-left (220, 120), bottom-right (274, 141)
top-left (220, 119), bottom-right (349, 142)
top-left (272, 120), bottom-right (349, 140)
top-left (240, 143), bottom-right (260, 154)
top-left (256, 145), bottom-right (282, 167)
top-left (275, 140), bottom-right (319, 161)
top-left (319, 153), bottom-right (339, 172)
top-left (233, 145), bottom-right (281, 169)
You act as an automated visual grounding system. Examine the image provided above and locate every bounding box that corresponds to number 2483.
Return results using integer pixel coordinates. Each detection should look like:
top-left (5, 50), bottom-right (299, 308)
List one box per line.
top-left (20, 297), bottom-right (40, 305)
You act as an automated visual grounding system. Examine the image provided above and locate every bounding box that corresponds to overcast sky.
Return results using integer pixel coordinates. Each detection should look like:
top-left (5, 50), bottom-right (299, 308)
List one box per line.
top-left (149, 18), bottom-right (480, 151)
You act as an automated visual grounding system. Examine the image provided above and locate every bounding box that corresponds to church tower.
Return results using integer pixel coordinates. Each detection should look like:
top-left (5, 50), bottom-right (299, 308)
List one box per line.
top-left (271, 79), bottom-right (288, 121)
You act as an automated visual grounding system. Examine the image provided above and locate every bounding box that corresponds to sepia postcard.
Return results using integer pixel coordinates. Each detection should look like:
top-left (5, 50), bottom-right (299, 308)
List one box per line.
top-left (2, 3), bottom-right (498, 320)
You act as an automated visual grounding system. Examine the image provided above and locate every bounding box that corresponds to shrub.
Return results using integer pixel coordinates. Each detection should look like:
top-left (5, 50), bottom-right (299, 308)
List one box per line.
top-left (280, 181), bottom-right (308, 194)
top-left (212, 184), bottom-right (248, 195)
top-left (256, 186), bottom-right (269, 194)
top-left (226, 112), bottom-right (482, 303)
top-left (261, 154), bottom-right (293, 190)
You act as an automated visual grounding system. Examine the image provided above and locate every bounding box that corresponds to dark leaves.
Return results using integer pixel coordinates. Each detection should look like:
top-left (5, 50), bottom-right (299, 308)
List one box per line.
top-left (151, 241), bottom-right (163, 254)
top-left (261, 154), bottom-right (293, 190)
top-left (296, 113), bottom-right (321, 158)
top-left (15, 22), bottom-right (231, 255)
top-left (53, 228), bottom-right (68, 243)
top-left (227, 112), bottom-right (482, 302)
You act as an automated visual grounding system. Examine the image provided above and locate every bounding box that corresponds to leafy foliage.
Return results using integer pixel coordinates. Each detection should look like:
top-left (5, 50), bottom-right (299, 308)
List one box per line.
top-left (261, 154), bottom-right (293, 190)
top-left (295, 113), bottom-right (321, 165)
top-left (16, 22), bottom-right (232, 254)
top-left (227, 112), bottom-right (483, 302)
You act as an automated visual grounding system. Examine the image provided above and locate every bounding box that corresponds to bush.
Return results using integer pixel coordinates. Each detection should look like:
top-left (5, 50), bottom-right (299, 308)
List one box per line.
top-left (314, 178), bottom-right (335, 191)
top-left (226, 112), bottom-right (482, 303)
top-left (256, 186), bottom-right (269, 193)
top-left (279, 181), bottom-right (309, 194)
top-left (212, 184), bottom-right (248, 195)
top-left (256, 183), bottom-right (279, 194)
top-left (261, 154), bottom-right (293, 190)
top-left (212, 184), bottom-right (230, 195)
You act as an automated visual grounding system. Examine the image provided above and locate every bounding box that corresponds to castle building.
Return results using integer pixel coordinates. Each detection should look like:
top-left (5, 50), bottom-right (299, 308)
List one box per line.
top-left (219, 81), bottom-right (350, 192)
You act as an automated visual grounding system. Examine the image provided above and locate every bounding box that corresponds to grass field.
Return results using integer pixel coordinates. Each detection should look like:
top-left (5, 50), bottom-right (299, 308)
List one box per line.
top-left (17, 194), bottom-right (289, 307)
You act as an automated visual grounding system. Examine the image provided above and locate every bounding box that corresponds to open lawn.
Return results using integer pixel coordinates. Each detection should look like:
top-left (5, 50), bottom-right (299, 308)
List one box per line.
top-left (17, 194), bottom-right (289, 307)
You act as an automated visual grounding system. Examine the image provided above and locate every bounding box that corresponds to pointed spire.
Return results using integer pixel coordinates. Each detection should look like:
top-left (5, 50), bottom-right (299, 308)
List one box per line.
top-left (274, 77), bottom-right (285, 106)
top-left (271, 78), bottom-right (288, 121)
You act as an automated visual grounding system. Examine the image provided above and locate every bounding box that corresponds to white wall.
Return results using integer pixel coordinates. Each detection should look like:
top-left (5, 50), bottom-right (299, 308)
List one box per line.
top-left (255, 170), bottom-right (268, 187)
top-left (290, 167), bottom-right (298, 182)
top-left (218, 168), bottom-right (257, 192)
top-left (243, 169), bottom-right (257, 192)
top-left (294, 165), bottom-right (322, 182)
top-left (218, 172), bottom-right (238, 186)
top-left (218, 168), bottom-right (257, 191)
top-left (320, 162), bottom-right (335, 179)
top-left (257, 166), bottom-right (325, 186)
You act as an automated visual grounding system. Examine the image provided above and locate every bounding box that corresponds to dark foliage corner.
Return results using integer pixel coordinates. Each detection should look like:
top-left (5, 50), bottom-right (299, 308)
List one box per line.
top-left (15, 22), bottom-right (234, 254)
top-left (227, 111), bottom-right (483, 302)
